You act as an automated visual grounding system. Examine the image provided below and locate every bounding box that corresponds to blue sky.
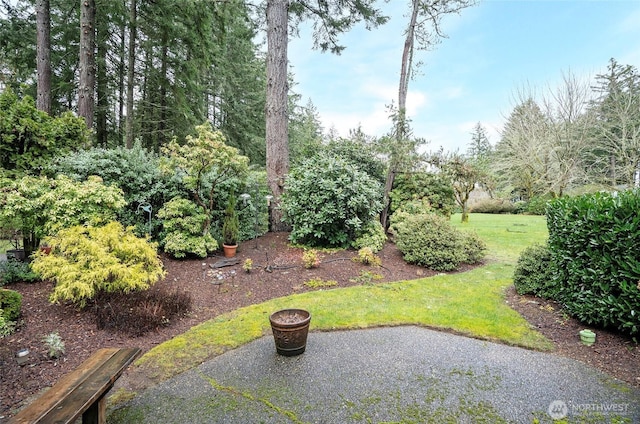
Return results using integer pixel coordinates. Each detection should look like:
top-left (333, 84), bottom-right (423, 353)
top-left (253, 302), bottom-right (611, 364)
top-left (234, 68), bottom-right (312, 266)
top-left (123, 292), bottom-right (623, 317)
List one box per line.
top-left (288, 0), bottom-right (640, 153)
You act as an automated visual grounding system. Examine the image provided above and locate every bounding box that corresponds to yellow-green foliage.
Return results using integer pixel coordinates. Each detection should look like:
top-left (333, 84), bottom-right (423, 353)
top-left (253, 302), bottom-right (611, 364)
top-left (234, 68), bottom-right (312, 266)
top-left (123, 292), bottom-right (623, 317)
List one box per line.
top-left (301, 249), bottom-right (320, 269)
top-left (352, 247), bottom-right (382, 266)
top-left (31, 222), bottom-right (165, 307)
top-left (303, 278), bottom-right (338, 288)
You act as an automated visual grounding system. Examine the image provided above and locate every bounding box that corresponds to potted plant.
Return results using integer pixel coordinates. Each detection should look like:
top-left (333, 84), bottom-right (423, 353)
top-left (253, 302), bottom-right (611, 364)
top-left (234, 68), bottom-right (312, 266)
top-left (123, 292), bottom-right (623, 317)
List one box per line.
top-left (222, 195), bottom-right (239, 258)
top-left (269, 308), bottom-right (311, 356)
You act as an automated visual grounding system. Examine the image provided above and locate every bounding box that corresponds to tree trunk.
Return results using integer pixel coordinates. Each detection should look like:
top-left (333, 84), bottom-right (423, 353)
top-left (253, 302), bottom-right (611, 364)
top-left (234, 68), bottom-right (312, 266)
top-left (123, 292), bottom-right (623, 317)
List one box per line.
top-left (380, 0), bottom-right (419, 230)
top-left (95, 4), bottom-right (108, 146)
top-left (78, 0), bottom-right (96, 129)
top-left (125, 0), bottom-right (137, 149)
top-left (265, 0), bottom-right (290, 232)
top-left (398, 0), bottom-right (418, 116)
top-left (35, 0), bottom-right (51, 114)
top-left (118, 14), bottom-right (126, 144)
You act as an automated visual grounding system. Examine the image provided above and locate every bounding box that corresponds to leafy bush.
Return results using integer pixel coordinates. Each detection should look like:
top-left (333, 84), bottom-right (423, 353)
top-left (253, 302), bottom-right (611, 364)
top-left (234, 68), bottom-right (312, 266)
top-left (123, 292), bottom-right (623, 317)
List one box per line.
top-left (470, 198), bottom-right (516, 214)
top-left (161, 123), bottom-right (249, 238)
top-left (48, 142), bottom-right (183, 236)
top-left (0, 88), bottom-right (89, 176)
top-left (157, 197), bottom-right (218, 258)
top-left (0, 175), bottom-right (125, 252)
top-left (302, 249), bottom-right (321, 269)
top-left (352, 247), bottom-right (382, 267)
top-left (0, 259), bottom-right (38, 286)
top-left (222, 195), bottom-right (240, 246)
top-left (0, 309), bottom-right (17, 337)
top-left (547, 190), bottom-right (640, 336)
top-left (0, 288), bottom-right (22, 321)
top-left (513, 244), bottom-right (557, 297)
top-left (31, 222), bottom-right (166, 308)
top-left (525, 196), bottom-right (552, 215)
top-left (392, 213), bottom-right (486, 272)
top-left (351, 220), bottom-right (387, 253)
top-left (281, 153), bottom-right (383, 248)
top-left (321, 137), bottom-right (386, 185)
top-left (390, 172), bottom-right (455, 218)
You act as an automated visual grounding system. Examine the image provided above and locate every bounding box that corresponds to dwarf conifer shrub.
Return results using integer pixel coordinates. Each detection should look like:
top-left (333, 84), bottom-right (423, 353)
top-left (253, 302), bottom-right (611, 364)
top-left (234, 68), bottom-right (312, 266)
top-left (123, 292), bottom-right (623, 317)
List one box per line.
top-left (392, 213), bottom-right (486, 272)
top-left (31, 222), bottom-right (165, 308)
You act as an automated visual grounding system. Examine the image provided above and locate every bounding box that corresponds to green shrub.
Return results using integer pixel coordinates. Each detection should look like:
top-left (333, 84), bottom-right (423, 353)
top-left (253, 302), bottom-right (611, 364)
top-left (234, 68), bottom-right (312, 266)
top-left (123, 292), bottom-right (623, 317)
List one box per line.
top-left (392, 213), bottom-right (486, 272)
top-left (47, 142), bottom-right (183, 237)
top-left (281, 153), bottom-right (383, 248)
top-left (0, 88), bottom-right (89, 176)
top-left (525, 196), bottom-right (552, 215)
top-left (352, 247), bottom-right (382, 267)
top-left (0, 259), bottom-right (38, 286)
top-left (470, 198), bottom-right (516, 214)
top-left (43, 332), bottom-right (65, 358)
top-left (389, 172), bottom-right (455, 218)
top-left (0, 309), bottom-right (17, 337)
top-left (31, 222), bottom-right (166, 308)
top-left (0, 174), bottom-right (126, 252)
top-left (0, 288), bottom-right (22, 321)
top-left (513, 244), bottom-right (557, 297)
top-left (157, 197), bottom-right (218, 258)
top-left (546, 191), bottom-right (640, 336)
top-left (221, 195), bottom-right (239, 246)
top-left (351, 220), bottom-right (387, 253)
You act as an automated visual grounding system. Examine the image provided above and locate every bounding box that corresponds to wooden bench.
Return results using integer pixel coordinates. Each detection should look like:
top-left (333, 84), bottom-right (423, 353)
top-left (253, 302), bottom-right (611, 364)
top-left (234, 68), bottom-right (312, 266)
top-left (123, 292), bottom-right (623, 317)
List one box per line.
top-left (9, 347), bottom-right (140, 424)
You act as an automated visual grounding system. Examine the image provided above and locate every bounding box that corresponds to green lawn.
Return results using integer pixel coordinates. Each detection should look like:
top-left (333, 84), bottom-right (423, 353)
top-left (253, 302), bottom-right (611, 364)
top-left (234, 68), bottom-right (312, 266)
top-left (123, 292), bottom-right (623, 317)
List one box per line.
top-left (131, 213), bottom-right (552, 385)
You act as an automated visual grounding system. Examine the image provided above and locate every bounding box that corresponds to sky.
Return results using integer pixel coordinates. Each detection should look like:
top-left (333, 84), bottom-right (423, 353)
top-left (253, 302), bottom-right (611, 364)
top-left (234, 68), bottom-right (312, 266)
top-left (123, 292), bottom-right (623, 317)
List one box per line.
top-left (287, 0), bottom-right (640, 154)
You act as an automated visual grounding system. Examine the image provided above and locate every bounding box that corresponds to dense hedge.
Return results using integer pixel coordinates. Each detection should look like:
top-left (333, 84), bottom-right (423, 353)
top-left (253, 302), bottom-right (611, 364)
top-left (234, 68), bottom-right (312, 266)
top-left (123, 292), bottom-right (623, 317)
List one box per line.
top-left (547, 190), bottom-right (640, 336)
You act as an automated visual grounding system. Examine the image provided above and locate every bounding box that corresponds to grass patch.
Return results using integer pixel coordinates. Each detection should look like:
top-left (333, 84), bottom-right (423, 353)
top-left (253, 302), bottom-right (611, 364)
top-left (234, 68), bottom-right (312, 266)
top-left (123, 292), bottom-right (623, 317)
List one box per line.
top-left (450, 213), bottom-right (548, 262)
top-left (132, 213), bottom-right (552, 385)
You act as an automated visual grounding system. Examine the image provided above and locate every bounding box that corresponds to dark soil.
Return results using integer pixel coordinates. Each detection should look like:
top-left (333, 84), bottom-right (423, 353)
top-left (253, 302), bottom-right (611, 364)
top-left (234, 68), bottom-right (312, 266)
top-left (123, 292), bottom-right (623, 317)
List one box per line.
top-left (1, 232), bottom-right (639, 418)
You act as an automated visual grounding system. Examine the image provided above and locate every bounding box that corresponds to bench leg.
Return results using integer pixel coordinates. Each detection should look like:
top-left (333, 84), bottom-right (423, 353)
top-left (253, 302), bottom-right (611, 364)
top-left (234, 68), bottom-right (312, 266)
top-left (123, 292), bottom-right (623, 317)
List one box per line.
top-left (82, 394), bottom-right (106, 424)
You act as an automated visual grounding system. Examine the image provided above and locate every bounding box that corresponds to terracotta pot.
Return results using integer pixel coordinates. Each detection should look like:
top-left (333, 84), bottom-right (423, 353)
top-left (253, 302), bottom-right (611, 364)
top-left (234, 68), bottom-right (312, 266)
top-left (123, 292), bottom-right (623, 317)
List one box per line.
top-left (269, 309), bottom-right (311, 356)
top-left (222, 244), bottom-right (237, 258)
top-left (39, 246), bottom-right (52, 255)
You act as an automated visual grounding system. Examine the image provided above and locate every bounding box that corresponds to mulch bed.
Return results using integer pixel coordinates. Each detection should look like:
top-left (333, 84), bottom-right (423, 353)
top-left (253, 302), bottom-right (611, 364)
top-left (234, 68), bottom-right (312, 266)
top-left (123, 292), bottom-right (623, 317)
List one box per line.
top-left (1, 232), bottom-right (638, 419)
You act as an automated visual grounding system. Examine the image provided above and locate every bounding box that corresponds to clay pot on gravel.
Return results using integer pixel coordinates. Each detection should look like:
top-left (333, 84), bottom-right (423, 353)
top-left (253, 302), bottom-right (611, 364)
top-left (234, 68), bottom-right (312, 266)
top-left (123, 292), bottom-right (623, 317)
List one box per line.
top-left (269, 309), bottom-right (311, 356)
